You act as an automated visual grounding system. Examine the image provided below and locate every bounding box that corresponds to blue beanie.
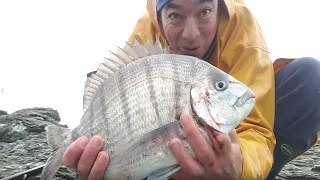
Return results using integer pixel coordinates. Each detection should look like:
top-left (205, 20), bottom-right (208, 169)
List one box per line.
top-left (156, 0), bottom-right (171, 11)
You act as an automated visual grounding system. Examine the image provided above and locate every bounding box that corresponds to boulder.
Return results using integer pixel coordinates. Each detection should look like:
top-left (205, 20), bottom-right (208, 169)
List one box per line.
top-left (0, 107), bottom-right (77, 180)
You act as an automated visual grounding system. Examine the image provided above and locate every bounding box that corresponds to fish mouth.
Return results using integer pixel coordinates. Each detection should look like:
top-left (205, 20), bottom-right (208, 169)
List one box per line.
top-left (235, 89), bottom-right (256, 107)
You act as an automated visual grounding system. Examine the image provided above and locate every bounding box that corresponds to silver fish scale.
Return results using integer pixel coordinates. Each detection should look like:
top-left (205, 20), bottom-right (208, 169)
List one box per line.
top-left (105, 79), bottom-right (191, 160)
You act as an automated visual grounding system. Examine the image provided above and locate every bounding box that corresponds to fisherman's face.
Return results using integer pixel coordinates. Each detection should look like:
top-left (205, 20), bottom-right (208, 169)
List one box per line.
top-left (160, 0), bottom-right (219, 58)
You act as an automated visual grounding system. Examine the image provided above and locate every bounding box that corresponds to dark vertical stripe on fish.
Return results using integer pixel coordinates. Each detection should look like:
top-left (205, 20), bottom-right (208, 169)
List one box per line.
top-left (172, 60), bottom-right (181, 120)
top-left (145, 60), bottom-right (161, 125)
top-left (118, 68), bottom-right (132, 136)
top-left (95, 87), bottom-right (107, 136)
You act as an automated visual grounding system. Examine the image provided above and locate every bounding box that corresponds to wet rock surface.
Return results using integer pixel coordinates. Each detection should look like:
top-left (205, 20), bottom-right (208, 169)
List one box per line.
top-left (0, 108), bottom-right (77, 180)
top-left (0, 107), bottom-right (319, 179)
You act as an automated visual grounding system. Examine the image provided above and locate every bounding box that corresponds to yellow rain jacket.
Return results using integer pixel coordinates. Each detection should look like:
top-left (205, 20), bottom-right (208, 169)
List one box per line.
top-left (126, 0), bottom-right (276, 179)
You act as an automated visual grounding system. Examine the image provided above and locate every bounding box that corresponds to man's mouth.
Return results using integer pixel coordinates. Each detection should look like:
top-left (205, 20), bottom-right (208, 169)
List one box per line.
top-left (182, 46), bottom-right (200, 56)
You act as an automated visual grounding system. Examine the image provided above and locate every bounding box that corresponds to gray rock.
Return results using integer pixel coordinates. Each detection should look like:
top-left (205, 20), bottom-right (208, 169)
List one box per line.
top-left (0, 121), bottom-right (27, 143)
top-left (0, 110), bottom-right (8, 116)
top-left (12, 107), bottom-right (61, 123)
top-left (0, 108), bottom-right (77, 180)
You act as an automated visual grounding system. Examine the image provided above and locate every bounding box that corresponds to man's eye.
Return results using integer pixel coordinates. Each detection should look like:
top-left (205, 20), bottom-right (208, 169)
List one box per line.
top-left (200, 9), bottom-right (211, 16)
top-left (168, 13), bottom-right (181, 20)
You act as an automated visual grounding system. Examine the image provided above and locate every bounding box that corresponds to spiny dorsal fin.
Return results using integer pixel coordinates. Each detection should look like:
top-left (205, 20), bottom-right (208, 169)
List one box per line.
top-left (82, 36), bottom-right (170, 112)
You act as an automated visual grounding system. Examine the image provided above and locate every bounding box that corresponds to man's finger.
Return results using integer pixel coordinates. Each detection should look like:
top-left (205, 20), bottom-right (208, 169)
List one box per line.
top-left (77, 135), bottom-right (104, 178)
top-left (215, 132), bottom-right (232, 151)
top-left (88, 151), bottom-right (109, 180)
top-left (179, 114), bottom-right (217, 167)
top-left (205, 126), bottom-right (221, 154)
top-left (62, 136), bottom-right (89, 169)
top-left (228, 129), bottom-right (239, 143)
top-left (170, 138), bottom-right (205, 178)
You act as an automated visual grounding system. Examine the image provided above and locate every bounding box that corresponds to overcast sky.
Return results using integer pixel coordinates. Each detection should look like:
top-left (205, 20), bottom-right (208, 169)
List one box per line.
top-left (0, 0), bottom-right (319, 128)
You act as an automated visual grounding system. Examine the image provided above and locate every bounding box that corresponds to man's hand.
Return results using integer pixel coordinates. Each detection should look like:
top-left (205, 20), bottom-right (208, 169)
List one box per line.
top-left (62, 135), bottom-right (109, 180)
top-left (169, 114), bottom-right (243, 180)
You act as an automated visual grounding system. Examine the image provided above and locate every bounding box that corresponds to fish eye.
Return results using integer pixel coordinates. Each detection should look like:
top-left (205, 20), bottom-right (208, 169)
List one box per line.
top-left (215, 80), bottom-right (227, 91)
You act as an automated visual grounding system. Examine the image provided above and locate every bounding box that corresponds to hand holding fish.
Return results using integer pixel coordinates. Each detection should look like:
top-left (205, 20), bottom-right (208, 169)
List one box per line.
top-left (169, 114), bottom-right (243, 180)
top-left (61, 114), bottom-right (243, 180)
top-left (62, 136), bottom-right (109, 180)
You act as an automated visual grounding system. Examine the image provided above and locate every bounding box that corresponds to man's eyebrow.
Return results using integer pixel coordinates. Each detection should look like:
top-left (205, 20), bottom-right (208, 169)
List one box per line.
top-left (165, 2), bottom-right (182, 10)
top-left (199, 0), bottom-right (214, 4)
top-left (164, 0), bottom-right (213, 11)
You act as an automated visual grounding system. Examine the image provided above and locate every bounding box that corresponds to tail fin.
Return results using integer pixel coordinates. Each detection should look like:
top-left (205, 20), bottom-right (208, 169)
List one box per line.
top-left (40, 125), bottom-right (71, 180)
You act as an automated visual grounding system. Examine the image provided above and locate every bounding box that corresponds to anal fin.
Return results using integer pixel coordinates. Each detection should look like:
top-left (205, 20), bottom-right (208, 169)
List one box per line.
top-left (146, 165), bottom-right (181, 180)
top-left (40, 149), bottom-right (63, 180)
top-left (40, 125), bottom-right (69, 180)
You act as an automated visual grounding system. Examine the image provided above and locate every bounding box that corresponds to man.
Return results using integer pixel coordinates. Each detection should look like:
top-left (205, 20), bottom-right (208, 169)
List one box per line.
top-left (62, 0), bottom-right (320, 179)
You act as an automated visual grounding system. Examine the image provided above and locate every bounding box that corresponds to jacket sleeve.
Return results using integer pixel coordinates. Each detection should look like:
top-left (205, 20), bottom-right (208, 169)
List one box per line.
top-left (226, 47), bottom-right (276, 180)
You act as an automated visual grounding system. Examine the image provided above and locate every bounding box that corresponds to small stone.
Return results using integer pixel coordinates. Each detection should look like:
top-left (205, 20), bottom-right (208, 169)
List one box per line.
top-left (312, 164), bottom-right (320, 172)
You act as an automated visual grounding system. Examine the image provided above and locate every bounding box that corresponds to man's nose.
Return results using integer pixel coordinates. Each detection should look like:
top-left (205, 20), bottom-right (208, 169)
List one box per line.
top-left (181, 18), bottom-right (200, 42)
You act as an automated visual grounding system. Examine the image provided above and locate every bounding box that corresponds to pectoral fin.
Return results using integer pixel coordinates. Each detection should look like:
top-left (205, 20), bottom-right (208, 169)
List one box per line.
top-left (116, 120), bottom-right (185, 163)
top-left (146, 165), bottom-right (181, 180)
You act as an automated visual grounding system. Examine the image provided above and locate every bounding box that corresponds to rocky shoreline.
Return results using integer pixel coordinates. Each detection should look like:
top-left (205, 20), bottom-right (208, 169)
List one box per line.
top-left (0, 108), bottom-right (77, 180)
top-left (0, 108), bottom-right (319, 180)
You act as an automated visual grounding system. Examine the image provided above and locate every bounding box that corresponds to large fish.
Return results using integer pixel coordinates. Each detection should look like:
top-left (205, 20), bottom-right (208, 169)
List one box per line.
top-left (40, 37), bottom-right (256, 180)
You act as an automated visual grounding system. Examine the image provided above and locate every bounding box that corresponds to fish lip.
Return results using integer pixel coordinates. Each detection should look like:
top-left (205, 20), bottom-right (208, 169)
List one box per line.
top-left (235, 89), bottom-right (256, 107)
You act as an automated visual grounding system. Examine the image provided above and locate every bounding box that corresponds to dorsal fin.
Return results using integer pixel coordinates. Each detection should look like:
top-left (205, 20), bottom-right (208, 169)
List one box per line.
top-left (82, 36), bottom-right (170, 112)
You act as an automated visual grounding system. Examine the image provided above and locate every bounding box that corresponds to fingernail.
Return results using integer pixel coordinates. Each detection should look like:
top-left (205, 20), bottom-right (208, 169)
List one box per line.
top-left (92, 136), bottom-right (102, 147)
top-left (98, 152), bottom-right (109, 163)
top-left (80, 137), bottom-right (88, 147)
top-left (170, 139), bottom-right (181, 152)
top-left (181, 114), bottom-right (192, 128)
